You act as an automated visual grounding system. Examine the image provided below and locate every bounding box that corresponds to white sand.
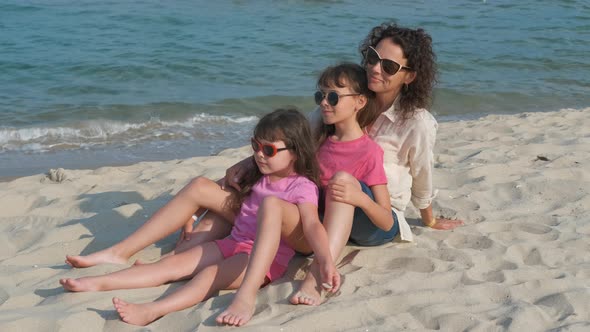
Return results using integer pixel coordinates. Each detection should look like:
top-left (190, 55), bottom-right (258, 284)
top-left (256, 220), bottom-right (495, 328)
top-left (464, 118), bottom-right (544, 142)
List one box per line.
top-left (1, 109), bottom-right (589, 331)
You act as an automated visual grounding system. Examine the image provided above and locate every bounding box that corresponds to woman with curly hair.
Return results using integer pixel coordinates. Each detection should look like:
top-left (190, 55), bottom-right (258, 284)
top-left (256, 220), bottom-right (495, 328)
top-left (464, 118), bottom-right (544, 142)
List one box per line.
top-left (287, 22), bottom-right (465, 305)
top-left (65, 22), bottom-right (463, 308)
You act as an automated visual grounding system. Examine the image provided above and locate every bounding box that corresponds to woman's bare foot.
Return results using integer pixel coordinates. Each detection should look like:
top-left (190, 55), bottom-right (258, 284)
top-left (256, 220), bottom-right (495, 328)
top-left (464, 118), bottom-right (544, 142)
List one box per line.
top-left (60, 278), bottom-right (101, 292)
top-left (113, 297), bottom-right (161, 326)
top-left (65, 248), bottom-right (128, 268)
top-left (216, 296), bottom-right (256, 326)
top-left (290, 264), bottom-right (322, 305)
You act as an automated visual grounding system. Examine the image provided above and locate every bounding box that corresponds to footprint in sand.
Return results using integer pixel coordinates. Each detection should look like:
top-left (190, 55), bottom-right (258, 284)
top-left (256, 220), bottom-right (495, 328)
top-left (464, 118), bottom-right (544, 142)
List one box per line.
top-left (516, 223), bottom-right (553, 235)
top-left (460, 270), bottom-right (506, 285)
top-left (482, 270), bottom-right (506, 283)
top-left (7, 224), bottom-right (44, 254)
top-left (517, 223), bottom-right (559, 241)
top-left (462, 260), bottom-right (513, 285)
top-left (493, 260), bottom-right (518, 271)
top-left (385, 257), bottom-right (435, 273)
top-left (431, 248), bottom-right (474, 268)
top-left (476, 221), bottom-right (512, 233)
top-left (445, 233), bottom-right (494, 250)
top-left (534, 292), bottom-right (575, 321)
top-left (523, 247), bottom-right (545, 266)
top-left (0, 287), bottom-right (8, 306)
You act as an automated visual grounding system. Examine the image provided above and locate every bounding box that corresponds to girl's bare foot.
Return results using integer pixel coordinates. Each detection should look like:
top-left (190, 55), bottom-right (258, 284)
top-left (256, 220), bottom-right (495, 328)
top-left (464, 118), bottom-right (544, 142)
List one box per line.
top-left (216, 296), bottom-right (256, 326)
top-left (290, 265), bottom-right (322, 305)
top-left (65, 248), bottom-right (127, 268)
top-left (60, 278), bottom-right (100, 292)
top-left (112, 297), bottom-right (161, 326)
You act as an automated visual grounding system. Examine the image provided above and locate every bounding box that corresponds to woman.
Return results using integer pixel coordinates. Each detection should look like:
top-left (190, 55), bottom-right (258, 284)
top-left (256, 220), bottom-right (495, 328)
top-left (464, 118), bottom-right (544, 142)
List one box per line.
top-left (288, 23), bottom-right (465, 304)
top-left (66, 23), bottom-right (463, 304)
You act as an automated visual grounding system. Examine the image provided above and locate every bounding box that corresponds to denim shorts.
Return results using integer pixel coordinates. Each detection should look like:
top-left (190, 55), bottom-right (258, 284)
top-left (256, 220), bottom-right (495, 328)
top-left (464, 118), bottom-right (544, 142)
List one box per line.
top-left (320, 181), bottom-right (400, 246)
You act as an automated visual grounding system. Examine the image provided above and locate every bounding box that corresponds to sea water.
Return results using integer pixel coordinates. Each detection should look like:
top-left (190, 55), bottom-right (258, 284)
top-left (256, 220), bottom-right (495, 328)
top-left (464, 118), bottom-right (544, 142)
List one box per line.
top-left (1, 0), bottom-right (589, 177)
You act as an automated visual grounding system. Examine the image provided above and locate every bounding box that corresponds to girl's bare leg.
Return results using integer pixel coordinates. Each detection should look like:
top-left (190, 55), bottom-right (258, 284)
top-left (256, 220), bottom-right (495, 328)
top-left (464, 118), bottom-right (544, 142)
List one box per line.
top-left (60, 242), bottom-right (224, 292)
top-left (65, 177), bottom-right (234, 268)
top-left (156, 211), bottom-right (233, 260)
top-left (217, 196), bottom-right (300, 326)
top-left (163, 191), bottom-right (309, 262)
top-left (291, 172), bottom-right (358, 305)
top-left (113, 253), bottom-right (250, 326)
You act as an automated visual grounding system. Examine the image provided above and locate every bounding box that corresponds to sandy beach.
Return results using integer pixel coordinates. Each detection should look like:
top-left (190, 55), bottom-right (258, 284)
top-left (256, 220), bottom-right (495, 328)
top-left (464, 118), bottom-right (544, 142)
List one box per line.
top-left (1, 108), bottom-right (589, 331)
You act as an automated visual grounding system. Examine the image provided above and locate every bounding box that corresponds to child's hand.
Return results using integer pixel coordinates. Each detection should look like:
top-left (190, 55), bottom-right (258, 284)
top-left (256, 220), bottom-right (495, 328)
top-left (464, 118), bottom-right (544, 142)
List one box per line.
top-left (319, 261), bottom-right (341, 293)
top-left (327, 178), bottom-right (364, 207)
top-left (177, 216), bottom-right (196, 244)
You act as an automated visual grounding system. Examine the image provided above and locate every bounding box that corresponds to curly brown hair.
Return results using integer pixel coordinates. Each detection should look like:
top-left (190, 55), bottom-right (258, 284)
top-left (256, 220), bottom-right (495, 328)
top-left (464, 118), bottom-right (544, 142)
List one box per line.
top-left (229, 108), bottom-right (321, 211)
top-left (315, 63), bottom-right (378, 145)
top-left (359, 22), bottom-right (437, 120)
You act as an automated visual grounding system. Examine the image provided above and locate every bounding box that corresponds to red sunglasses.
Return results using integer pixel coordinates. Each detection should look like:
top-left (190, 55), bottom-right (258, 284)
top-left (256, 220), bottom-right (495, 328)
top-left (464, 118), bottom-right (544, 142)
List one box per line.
top-left (251, 137), bottom-right (291, 157)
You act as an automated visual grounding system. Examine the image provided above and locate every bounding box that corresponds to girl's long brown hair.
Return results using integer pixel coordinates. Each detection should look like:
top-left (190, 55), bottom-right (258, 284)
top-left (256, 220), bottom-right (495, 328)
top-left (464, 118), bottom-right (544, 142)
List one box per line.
top-left (315, 63), bottom-right (377, 145)
top-left (229, 108), bottom-right (320, 211)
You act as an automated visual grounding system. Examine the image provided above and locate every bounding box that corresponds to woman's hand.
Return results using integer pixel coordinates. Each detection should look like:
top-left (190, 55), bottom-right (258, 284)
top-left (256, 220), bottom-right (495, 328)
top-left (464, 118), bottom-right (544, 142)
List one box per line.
top-left (430, 217), bottom-right (464, 230)
top-left (222, 157), bottom-right (252, 191)
top-left (176, 216), bottom-right (196, 245)
top-left (420, 205), bottom-right (464, 231)
top-left (327, 177), bottom-right (364, 207)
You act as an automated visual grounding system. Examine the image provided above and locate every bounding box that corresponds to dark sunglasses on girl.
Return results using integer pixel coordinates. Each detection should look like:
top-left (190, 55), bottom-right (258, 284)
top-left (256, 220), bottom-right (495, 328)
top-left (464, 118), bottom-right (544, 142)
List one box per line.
top-left (365, 46), bottom-right (412, 76)
top-left (251, 137), bottom-right (290, 157)
top-left (314, 90), bottom-right (360, 106)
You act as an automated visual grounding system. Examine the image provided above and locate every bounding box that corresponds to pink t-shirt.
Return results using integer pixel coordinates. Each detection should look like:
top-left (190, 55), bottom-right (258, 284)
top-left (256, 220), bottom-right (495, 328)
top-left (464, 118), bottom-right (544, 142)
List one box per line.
top-left (230, 174), bottom-right (319, 267)
top-left (317, 134), bottom-right (387, 187)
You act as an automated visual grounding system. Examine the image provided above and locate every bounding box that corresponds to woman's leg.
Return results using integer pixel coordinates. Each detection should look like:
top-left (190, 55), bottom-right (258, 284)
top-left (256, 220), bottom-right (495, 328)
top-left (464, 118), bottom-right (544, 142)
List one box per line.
top-left (291, 171), bottom-right (359, 305)
top-left (60, 241), bottom-right (224, 292)
top-left (217, 196), bottom-right (301, 326)
top-left (113, 253), bottom-right (250, 326)
top-left (65, 177), bottom-right (235, 268)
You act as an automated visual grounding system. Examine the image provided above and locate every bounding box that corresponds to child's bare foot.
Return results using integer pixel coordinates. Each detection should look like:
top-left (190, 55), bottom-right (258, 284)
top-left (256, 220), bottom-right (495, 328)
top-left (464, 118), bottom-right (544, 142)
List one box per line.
top-left (216, 296), bottom-right (256, 326)
top-left (290, 266), bottom-right (322, 305)
top-left (60, 278), bottom-right (100, 292)
top-left (65, 248), bottom-right (127, 268)
top-left (113, 297), bottom-right (161, 326)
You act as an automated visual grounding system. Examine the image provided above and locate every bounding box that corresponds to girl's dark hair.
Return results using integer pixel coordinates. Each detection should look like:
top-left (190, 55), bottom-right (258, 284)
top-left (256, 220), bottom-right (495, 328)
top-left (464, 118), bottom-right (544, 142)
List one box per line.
top-left (229, 108), bottom-right (320, 210)
top-left (359, 22), bottom-right (437, 120)
top-left (315, 63), bottom-right (377, 144)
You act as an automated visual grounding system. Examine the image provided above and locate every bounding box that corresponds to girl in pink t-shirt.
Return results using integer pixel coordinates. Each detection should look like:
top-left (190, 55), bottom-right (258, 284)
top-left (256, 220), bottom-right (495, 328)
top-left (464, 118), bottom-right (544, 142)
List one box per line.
top-left (290, 63), bottom-right (397, 306)
top-left (60, 109), bottom-right (338, 326)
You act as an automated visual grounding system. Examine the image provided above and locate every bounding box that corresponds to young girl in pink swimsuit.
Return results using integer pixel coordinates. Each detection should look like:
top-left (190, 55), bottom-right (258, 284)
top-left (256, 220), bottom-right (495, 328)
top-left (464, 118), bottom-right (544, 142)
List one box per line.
top-left (59, 109), bottom-right (338, 326)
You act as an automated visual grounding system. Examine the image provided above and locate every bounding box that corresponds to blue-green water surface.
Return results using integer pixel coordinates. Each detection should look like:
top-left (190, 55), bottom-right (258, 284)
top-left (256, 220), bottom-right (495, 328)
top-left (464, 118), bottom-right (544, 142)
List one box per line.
top-left (1, 0), bottom-right (589, 177)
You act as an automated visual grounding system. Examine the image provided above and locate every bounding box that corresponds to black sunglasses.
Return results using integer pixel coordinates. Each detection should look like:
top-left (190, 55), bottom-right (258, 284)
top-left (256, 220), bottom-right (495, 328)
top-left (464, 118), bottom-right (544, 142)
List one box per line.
top-left (365, 46), bottom-right (412, 76)
top-left (314, 90), bottom-right (360, 106)
top-left (251, 137), bottom-right (290, 157)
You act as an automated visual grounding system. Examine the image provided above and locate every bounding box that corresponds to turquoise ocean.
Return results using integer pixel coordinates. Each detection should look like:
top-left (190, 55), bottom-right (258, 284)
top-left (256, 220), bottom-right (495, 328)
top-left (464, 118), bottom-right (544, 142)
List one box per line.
top-left (1, 0), bottom-right (589, 178)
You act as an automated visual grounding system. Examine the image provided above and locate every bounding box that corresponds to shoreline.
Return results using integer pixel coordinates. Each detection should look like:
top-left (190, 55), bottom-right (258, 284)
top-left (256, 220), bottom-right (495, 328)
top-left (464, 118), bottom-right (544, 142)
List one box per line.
top-left (0, 107), bottom-right (581, 182)
top-left (1, 109), bottom-right (589, 331)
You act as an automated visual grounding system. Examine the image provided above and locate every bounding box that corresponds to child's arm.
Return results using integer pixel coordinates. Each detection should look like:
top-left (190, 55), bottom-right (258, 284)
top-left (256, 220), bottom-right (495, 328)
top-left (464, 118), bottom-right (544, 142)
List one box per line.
top-left (359, 184), bottom-right (394, 231)
top-left (297, 202), bottom-right (341, 292)
top-left (329, 181), bottom-right (394, 231)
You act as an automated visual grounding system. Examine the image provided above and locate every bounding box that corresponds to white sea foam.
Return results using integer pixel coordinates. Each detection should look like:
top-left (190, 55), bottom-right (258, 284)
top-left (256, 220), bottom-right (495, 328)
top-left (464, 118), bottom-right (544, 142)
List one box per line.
top-left (0, 113), bottom-right (258, 153)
